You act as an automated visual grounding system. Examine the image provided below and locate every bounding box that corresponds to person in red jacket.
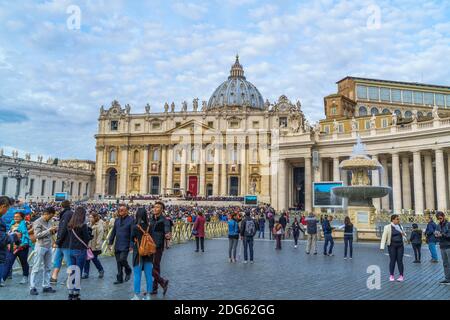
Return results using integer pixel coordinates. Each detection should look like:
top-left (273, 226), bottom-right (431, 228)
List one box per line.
top-left (193, 211), bottom-right (206, 252)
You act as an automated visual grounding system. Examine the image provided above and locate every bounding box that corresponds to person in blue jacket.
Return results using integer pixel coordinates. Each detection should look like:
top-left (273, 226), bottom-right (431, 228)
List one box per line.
top-left (425, 215), bottom-right (439, 263)
top-left (0, 197), bottom-right (22, 287)
top-left (322, 215), bottom-right (335, 256)
top-left (228, 213), bottom-right (240, 263)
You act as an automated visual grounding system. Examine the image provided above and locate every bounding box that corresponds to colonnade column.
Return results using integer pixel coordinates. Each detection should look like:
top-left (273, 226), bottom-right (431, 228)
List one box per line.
top-left (220, 147), bottom-right (227, 196)
top-left (371, 154), bottom-right (381, 212)
top-left (333, 156), bottom-right (340, 182)
top-left (199, 147), bottom-right (206, 197)
top-left (401, 154), bottom-right (412, 211)
top-left (180, 147), bottom-right (187, 196)
top-left (160, 146), bottom-right (167, 196)
top-left (278, 159), bottom-right (287, 211)
top-left (424, 152), bottom-right (435, 210)
top-left (413, 151), bottom-right (424, 214)
top-left (166, 145), bottom-right (173, 194)
top-left (95, 146), bottom-right (104, 197)
top-left (240, 145), bottom-right (247, 196)
top-left (213, 146), bottom-right (220, 196)
top-left (380, 157), bottom-right (390, 211)
top-left (392, 152), bottom-right (402, 214)
top-left (119, 145), bottom-right (129, 196)
top-left (304, 156), bottom-right (312, 212)
top-left (141, 145), bottom-right (149, 195)
top-left (435, 149), bottom-right (448, 212)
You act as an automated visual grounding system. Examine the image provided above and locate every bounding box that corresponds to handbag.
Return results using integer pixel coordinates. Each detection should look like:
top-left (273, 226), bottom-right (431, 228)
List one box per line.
top-left (72, 229), bottom-right (95, 260)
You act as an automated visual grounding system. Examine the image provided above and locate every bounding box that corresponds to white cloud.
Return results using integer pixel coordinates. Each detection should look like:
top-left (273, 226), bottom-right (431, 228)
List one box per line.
top-left (172, 2), bottom-right (208, 20)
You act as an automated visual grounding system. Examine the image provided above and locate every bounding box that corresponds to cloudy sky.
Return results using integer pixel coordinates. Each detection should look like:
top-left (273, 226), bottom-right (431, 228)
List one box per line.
top-left (0, 0), bottom-right (449, 160)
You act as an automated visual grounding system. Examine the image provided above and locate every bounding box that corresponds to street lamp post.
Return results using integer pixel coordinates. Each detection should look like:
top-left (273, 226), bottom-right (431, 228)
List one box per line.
top-left (7, 158), bottom-right (30, 200)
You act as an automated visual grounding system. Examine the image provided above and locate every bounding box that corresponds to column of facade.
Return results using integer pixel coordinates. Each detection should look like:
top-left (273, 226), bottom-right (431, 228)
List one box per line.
top-left (119, 145), bottom-right (129, 196)
top-left (401, 154), bottom-right (412, 210)
top-left (166, 146), bottom-right (173, 194)
top-left (435, 149), bottom-right (448, 211)
top-left (213, 146), bottom-right (220, 196)
top-left (278, 159), bottom-right (287, 211)
top-left (380, 157), bottom-right (390, 211)
top-left (392, 152), bottom-right (402, 214)
top-left (322, 159), bottom-right (329, 181)
top-left (240, 146), bottom-right (247, 196)
top-left (160, 146), bottom-right (167, 195)
top-left (220, 146), bottom-right (227, 196)
top-left (140, 145), bottom-right (149, 195)
top-left (371, 154), bottom-right (381, 212)
top-left (424, 152), bottom-right (435, 210)
top-left (180, 147), bottom-right (187, 196)
top-left (270, 152), bottom-right (279, 210)
top-left (333, 156), bottom-right (340, 182)
top-left (304, 156), bottom-right (312, 212)
top-left (413, 151), bottom-right (424, 214)
top-left (95, 146), bottom-right (104, 197)
top-left (199, 147), bottom-right (206, 196)
top-left (448, 152), bottom-right (450, 207)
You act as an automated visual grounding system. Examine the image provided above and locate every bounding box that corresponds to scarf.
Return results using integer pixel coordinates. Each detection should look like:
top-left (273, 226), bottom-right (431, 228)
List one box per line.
top-left (391, 222), bottom-right (403, 234)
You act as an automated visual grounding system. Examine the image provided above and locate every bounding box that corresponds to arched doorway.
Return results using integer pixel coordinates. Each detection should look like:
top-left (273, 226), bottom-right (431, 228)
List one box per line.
top-left (206, 184), bottom-right (213, 197)
top-left (106, 168), bottom-right (117, 196)
top-left (229, 177), bottom-right (239, 196)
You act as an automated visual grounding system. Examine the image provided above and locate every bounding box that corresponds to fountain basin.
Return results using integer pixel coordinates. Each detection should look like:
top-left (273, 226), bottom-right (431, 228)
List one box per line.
top-left (332, 186), bottom-right (391, 206)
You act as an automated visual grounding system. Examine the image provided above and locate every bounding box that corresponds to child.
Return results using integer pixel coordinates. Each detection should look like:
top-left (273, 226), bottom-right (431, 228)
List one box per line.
top-left (410, 223), bottom-right (423, 263)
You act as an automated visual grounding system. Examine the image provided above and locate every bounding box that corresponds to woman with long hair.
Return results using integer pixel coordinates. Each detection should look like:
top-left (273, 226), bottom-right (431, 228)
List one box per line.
top-left (291, 217), bottom-right (304, 249)
top-left (67, 207), bottom-right (90, 300)
top-left (380, 214), bottom-right (407, 282)
top-left (82, 212), bottom-right (105, 279)
top-left (131, 207), bottom-right (154, 300)
top-left (227, 213), bottom-right (240, 263)
top-left (343, 216), bottom-right (354, 259)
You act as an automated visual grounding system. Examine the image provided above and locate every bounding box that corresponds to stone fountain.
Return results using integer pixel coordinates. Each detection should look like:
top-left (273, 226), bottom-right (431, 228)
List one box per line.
top-left (332, 136), bottom-right (391, 239)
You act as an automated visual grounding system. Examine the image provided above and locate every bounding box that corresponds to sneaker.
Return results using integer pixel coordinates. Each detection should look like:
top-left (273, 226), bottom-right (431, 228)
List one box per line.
top-left (243, 260), bottom-right (248, 264)
top-left (19, 276), bottom-right (28, 285)
top-left (344, 257), bottom-right (347, 260)
top-left (43, 287), bottom-right (56, 293)
top-left (328, 253), bottom-right (334, 257)
top-left (114, 279), bottom-right (123, 285)
top-left (150, 290), bottom-right (158, 295)
top-left (195, 249), bottom-right (199, 252)
top-left (349, 257), bottom-right (353, 260)
top-left (201, 250), bottom-right (204, 253)
top-left (313, 252), bottom-right (317, 255)
top-left (294, 245), bottom-right (297, 248)
top-left (30, 288), bottom-right (39, 296)
top-left (439, 280), bottom-right (450, 285)
top-left (124, 273), bottom-right (131, 282)
top-left (99, 270), bottom-right (104, 279)
top-left (142, 294), bottom-right (151, 300)
top-left (431, 259), bottom-right (439, 263)
top-left (397, 275), bottom-right (404, 282)
top-left (0, 280), bottom-right (5, 287)
top-left (250, 261), bottom-right (254, 264)
top-left (229, 258), bottom-right (232, 263)
top-left (389, 275), bottom-right (395, 282)
top-left (81, 274), bottom-right (89, 279)
top-left (131, 294), bottom-right (141, 300)
top-left (50, 278), bottom-right (57, 285)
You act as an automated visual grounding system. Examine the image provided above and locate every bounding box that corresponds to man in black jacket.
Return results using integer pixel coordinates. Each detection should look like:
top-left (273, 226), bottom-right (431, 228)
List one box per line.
top-left (108, 205), bottom-right (134, 284)
top-left (435, 211), bottom-right (450, 285)
top-left (268, 214), bottom-right (275, 240)
top-left (279, 212), bottom-right (287, 240)
top-left (150, 201), bottom-right (171, 295)
top-left (51, 200), bottom-right (73, 283)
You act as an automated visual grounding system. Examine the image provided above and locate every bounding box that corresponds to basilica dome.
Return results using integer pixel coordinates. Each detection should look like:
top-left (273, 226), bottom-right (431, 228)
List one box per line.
top-left (207, 56), bottom-right (265, 110)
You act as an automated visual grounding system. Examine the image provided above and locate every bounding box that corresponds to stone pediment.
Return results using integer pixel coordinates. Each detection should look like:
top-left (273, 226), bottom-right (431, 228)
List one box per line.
top-left (271, 95), bottom-right (300, 113)
top-left (101, 100), bottom-right (127, 119)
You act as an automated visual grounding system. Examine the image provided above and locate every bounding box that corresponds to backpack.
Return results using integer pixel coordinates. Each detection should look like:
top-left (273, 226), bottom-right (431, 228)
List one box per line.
top-left (244, 219), bottom-right (256, 237)
top-left (136, 225), bottom-right (157, 256)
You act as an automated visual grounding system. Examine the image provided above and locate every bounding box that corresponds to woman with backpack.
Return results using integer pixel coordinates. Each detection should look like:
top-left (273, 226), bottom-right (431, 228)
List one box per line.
top-left (193, 211), bottom-right (206, 253)
top-left (131, 208), bottom-right (154, 300)
top-left (228, 213), bottom-right (240, 263)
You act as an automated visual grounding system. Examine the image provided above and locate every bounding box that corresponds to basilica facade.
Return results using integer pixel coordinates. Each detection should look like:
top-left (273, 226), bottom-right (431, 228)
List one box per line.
top-left (95, 57), bottom-right (450, 214)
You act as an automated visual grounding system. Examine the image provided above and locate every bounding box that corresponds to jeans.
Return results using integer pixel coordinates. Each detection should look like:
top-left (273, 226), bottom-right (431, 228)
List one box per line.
top-left (243, 236), bottom-right (254, 261)
top-left (83, 250), bottom-right (104, 276)
top-left (306, 234), bottom-right (317, 254)
top-left (258, 228), bottom-right (265, 239)
top-left (68, 249), bottom-right (87, 294)
top-left (53, 248), bottom-right (72, 269)
top-left (440, 247), bottom-right (450, 281)
top-left (133, 261), bottom-right (153, 294)
top-left (388, 243), bottom-right (404, 276)
top-left (293, 232), bottom-right (300, 246)
top-left (428, 242), bottom-right (438, 260)
top-left (412, 243), bottom-right (421, 261)
top-left (195, 237), bottom-right (205, 251)
top-left (323, 234), bottom-right (334, 255)
top-left (30, 246), bottom-right (52, 289)
top-left (228, 238), bottom-right (238, 259)
top-left (344, 236), bottom-right (353, 258)
top-left (115, 250), bottom-right (131, 281)
top-left (152, 248), bottom-right (167, 291)
top-left (269, 226), bottom-right (274, 240)
top-left (2, 246), bottom-right (30, 281)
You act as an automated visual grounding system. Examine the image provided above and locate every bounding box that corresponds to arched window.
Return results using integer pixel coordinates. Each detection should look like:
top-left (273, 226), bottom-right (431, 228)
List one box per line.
top-left (382, 108), bottom-right (390, 114)
top-left (109, 149), bottom-right (117, 163)
top-left (427, 112), bottom-right (432, 117)
top-left (207, 148), bottom-right (214, 163)
top-left (370, 107), bottom-right (379, 115)
top-left (394, 109), bottom-right (402, 117)
top-left (417, 111), bottom-right (424, 118)
top-left (358, 106), bottom-right (368, 116)
top-left (404, 111), bottom-right (413, 119)
top-left (191, 145), bottom-right (197, 162)
top-left (133, 150), bottom-right (140, 163)
top-left (152, 149), bottom-right (159, 161)
top-left (174, 149), bottom-right (181, 163)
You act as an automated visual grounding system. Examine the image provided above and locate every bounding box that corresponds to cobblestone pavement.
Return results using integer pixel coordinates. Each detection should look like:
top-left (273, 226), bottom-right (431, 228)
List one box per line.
top-left (1, 236), bottom-right (449, 300)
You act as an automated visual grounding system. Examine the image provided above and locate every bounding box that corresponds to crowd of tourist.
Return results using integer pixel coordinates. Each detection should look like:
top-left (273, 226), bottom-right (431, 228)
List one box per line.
top-left (0, 195), bottom-right (449, 301)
